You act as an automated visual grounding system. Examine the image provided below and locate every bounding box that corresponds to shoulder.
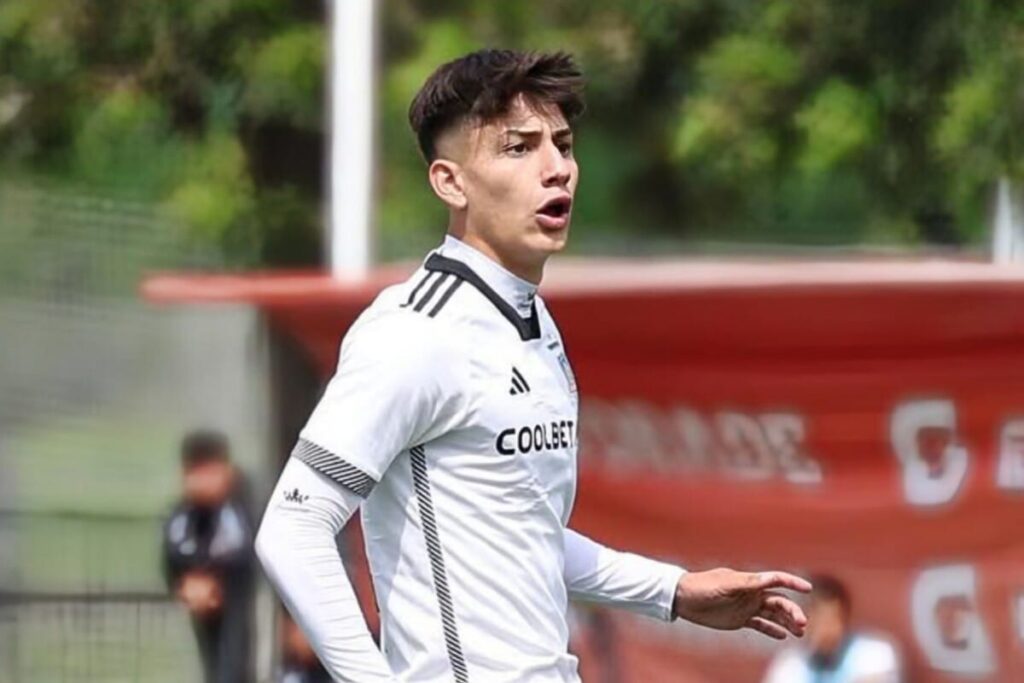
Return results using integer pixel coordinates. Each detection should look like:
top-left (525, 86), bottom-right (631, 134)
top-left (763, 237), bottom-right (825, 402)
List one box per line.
top-left (345, 304), bottom-right (463, 358)
top-left (335, 293), bottom-right (470, 391)
top-left (763, 647), bottom-right (809, 682)
top-left (847, 634), bottom-right (899, 671)
top-left (346, 265), bottom-right (490, 349)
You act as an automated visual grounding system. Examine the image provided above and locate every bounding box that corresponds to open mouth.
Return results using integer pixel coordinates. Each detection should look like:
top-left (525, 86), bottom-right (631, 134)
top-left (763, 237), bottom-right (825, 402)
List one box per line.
top-left (537, 196), bottom-right (572, 219)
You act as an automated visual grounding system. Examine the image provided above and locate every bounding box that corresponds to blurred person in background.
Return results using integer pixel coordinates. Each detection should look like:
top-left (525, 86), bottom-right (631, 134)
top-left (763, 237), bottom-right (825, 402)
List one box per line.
top-left (762, 575), bottom-right (903, 683)
top-left (278, 609), bottom-right (332, 683)
top-left (256, 48), bottom-right (810, 682)
top-left (163, 430), bottom-right (257, 683)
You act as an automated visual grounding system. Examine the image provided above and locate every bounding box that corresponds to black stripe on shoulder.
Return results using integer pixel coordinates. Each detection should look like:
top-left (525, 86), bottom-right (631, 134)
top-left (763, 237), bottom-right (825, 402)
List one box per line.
top-left (291, 438), bottom-right (376, 498)
top-left (427, 277), bottom-right (464, 318)
top-left (400, 271), bottom-right (435, 308)
top-left (414, 272), bottom-right (451, 312)
top-left (425, 253), bottom-right (540, 341)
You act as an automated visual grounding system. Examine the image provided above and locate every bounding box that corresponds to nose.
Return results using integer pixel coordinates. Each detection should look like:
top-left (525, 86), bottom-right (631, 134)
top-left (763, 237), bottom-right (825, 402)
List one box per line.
top-left (541, 141), bottom-right (572, 188)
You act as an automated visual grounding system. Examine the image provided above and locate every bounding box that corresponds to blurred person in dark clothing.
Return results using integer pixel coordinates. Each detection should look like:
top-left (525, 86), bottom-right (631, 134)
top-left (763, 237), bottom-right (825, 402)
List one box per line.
top-left (163, 430), bottom-right (256, 683)
top-left (763, 575), bottom-right (903, 683)
top-left (277, 610), bottom-right (332, 683)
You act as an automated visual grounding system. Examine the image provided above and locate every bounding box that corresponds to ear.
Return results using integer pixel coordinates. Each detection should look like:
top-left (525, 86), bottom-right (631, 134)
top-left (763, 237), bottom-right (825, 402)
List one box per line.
top-left (427, 158), bottom-right (467, 210)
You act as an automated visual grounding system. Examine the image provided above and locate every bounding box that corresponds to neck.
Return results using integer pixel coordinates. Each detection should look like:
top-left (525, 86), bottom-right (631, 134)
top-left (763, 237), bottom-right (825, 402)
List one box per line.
top-left (437, 232), bottom-right (539, 318)
top-left (448, 219), bottom-right (545, 285)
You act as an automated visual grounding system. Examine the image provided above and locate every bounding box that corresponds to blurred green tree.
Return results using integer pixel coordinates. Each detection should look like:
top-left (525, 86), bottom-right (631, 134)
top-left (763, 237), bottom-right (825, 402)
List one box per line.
top-left (0, 0), bottom-right (323, 266)
top-left (1, 0), bottom-right (1021, 265)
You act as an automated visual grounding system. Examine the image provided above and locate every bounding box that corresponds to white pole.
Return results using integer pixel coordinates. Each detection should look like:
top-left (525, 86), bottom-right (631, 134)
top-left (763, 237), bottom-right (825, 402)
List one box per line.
top-left (329, 0), bottom-right (376, 278)
top-left (992, 176), bottom-right (1024, 264)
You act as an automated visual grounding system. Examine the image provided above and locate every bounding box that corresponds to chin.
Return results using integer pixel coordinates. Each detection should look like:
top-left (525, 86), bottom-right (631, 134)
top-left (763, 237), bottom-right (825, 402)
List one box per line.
top-left (536, 229), bottom-right (569, 254)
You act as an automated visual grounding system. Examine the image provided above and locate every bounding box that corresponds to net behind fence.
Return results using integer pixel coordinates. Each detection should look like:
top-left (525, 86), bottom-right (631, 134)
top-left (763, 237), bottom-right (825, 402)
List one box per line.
top-left (0, 178), bottom-right (273, 681)
top-left (0, 592), bottom-right (199, 683)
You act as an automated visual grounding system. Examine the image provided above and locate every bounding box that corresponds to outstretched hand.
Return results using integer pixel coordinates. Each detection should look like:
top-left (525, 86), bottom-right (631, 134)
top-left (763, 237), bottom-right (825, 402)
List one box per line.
top-left (672, 569), bottom-right (812, 640)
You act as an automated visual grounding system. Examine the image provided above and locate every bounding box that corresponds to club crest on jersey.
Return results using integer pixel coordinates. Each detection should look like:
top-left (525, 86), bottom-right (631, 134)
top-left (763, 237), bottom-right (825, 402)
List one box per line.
top-left (557, 352), bottom-right (577, 393)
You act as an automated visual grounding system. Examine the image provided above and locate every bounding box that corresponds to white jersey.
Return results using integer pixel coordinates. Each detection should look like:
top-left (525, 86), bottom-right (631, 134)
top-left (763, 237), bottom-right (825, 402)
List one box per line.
top-left (267, 235), bottom-right (682, 683)
top-left (762, 634), bottom-right (902, 683)
top-left (299, 235), bottom-right (581, 681)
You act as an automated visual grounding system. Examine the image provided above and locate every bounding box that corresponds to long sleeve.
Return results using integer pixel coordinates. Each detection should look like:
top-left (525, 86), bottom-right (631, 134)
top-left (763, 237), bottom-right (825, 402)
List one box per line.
top-left (255, 457), bottom-right (396, 682)
top-left (563, 528), bottom-right (685, 622)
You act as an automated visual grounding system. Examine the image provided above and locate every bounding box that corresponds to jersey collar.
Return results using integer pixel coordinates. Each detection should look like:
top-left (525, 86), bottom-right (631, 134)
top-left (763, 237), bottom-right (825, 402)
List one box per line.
top-left (426, 235), bottom-right (541, 341)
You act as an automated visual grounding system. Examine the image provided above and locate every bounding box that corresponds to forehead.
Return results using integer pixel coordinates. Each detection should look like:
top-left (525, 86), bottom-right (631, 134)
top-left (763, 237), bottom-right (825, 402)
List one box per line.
top-left (477, 95), bottom-right (570, 139)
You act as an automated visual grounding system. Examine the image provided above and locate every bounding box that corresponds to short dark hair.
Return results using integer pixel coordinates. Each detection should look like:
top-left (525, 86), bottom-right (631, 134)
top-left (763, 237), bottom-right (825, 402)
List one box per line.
top-left (810, 574), bottom-right (852, 617)
top-left (180, 430), bottom-right (230, 467)
top-left (409, 49), bottom-right (585, 162)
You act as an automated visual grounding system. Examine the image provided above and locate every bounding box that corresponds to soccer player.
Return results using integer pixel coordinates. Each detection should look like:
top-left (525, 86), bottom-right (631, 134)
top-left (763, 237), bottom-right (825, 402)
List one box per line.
top-left (256, 49), bottom-right (811, 682)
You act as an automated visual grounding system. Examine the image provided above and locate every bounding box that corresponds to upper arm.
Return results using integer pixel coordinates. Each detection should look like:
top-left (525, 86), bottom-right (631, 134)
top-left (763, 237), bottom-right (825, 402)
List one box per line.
top-left (296, 313), bottom-right (467, 497)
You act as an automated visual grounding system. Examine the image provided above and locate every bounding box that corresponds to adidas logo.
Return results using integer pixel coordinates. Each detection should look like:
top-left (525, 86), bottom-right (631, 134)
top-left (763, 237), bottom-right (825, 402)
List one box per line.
top-left (509, 367), bottom-right (531, 395)
top-left (284, 488), bottom-right (308, 503)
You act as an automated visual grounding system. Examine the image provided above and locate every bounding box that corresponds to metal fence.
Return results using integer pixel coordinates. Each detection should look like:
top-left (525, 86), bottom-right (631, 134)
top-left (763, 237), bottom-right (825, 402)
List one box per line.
top-left (0, 590), bottom-right (199, 683)
top-left (0, 179), bottom-right (273, 681)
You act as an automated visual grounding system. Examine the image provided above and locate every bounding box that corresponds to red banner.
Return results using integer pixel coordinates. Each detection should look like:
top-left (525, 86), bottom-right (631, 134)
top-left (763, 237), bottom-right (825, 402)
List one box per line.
top-left (555, 279), bottom-right (1024, 682)
top-left (145, 261), bottom-right (1024, 681)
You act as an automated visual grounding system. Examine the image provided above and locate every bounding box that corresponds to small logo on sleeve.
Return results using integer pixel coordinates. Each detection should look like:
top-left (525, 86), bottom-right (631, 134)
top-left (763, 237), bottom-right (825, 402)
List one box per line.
top-left (283, 488), bottom-right (308, 504)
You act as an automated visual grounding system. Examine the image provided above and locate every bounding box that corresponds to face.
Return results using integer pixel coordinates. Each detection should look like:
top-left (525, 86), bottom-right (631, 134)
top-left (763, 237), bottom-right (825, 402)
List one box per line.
top-left (806, 596), bottom-right (849, 656)
top-left (183, 459), bottom-right (235, 506)
top-left (430, 95), bottom-right (578, 282)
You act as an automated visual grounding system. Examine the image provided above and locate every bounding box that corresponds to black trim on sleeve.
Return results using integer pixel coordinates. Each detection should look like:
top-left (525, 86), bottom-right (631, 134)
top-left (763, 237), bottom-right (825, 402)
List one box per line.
top-left (291, 438), bottom-right (377, 498)
top-left (410, 445), bottom-right (470, 683)
top-left (425, 253), bottom-right (541, 341)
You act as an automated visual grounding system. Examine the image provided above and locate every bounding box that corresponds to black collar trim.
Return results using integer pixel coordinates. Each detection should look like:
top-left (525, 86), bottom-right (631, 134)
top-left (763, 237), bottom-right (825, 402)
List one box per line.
top-left (425, 253), bottom-right (541, 341)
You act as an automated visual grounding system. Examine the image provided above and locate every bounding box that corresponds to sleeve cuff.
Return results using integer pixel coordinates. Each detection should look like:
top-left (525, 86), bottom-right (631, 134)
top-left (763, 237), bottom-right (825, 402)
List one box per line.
top-left (658, 564), bottom-right (687, 622)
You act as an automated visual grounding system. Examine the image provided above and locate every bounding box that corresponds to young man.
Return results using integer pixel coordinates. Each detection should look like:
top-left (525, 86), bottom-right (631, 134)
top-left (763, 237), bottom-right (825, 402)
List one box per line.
top-left (164, 431), bottom-right (256, 683)
top-left (762, 576), bottom-right (902, 683)
top-left (256, 49), bottom-right (811, 682)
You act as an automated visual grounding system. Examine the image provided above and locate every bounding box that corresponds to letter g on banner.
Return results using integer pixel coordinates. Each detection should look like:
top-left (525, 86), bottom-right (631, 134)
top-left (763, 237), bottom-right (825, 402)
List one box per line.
top-left (911, 564), bottom-right (995, 675)
top-left (890, 398), bottom-right (969, 507)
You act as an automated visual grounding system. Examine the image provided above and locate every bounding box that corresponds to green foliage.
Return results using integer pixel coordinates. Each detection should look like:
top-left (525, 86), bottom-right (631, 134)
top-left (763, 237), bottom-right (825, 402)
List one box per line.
top-left (238, 23), bottom-right (325, 127)
top-left (0, 0), bottom-right (323, 266)
top-left (1, 0), bottom-right (1022, 263)
top-left (796, 80), bottom-right (878, 173)
top-left (162, 134), bottom-right (254, 243)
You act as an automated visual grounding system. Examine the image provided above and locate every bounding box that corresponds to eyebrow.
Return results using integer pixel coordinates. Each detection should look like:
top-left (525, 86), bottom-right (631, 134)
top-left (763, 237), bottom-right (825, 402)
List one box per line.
top-left (503, 127), bottom-right (574, 140)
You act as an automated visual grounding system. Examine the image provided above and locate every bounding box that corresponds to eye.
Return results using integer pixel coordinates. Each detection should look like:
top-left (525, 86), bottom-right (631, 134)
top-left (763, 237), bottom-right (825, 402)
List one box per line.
top-left (557, 141), bottom-right (573, 157)
top-left (506, 142), bottom-right (528, 156)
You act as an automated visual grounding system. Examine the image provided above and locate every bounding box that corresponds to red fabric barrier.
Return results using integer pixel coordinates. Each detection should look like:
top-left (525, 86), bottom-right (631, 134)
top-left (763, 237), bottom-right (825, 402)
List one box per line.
top-left (144, 261), bottom-right (1024, 681)
top-left (557, 283), bottom-right (1024, 682)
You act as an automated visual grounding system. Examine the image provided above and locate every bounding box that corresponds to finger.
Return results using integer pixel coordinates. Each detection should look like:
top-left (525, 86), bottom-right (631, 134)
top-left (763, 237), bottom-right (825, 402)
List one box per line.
top-left (763, 594), bottom-right (808, 630)
top-left (752, 571), bottom-right (813, 594)
top-left (746, 616), bottom-right (788, 640)
top-left (756, 599), bottom-right (807, 638)
top-left (758, 607), bottom-right (806, 638)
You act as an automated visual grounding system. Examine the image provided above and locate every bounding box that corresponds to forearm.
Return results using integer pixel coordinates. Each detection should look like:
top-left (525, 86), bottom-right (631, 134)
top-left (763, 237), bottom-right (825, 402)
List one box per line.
top-left (563, 528), bottom-right (685, 621)
top-left (255, 458), bottom-right (395, 682)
